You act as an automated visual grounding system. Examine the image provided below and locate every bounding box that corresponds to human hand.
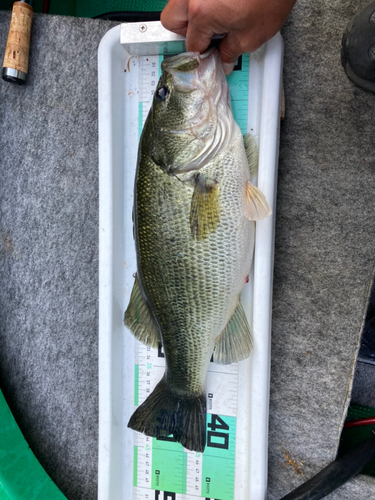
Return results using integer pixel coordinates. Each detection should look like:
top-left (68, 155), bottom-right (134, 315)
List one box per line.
top-left (161, 0), bottom-right (296, 74)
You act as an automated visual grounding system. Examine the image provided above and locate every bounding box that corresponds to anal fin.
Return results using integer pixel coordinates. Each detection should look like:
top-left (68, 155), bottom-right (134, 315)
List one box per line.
top-left (124, 274), bottom-right (161, 349)
top-left (213, 299), bottom-right (253, 364)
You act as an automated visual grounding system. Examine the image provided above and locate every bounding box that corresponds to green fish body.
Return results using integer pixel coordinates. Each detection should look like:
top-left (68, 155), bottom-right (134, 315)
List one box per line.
top-left (125, 49), bottom-right (271, 452)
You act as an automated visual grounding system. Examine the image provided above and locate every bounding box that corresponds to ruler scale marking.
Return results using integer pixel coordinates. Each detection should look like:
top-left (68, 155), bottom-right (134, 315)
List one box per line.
top-left (129, 53), bottom-right (250, 500)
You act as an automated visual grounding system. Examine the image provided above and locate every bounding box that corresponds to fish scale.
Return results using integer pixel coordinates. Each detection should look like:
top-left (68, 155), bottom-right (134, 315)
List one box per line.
top-left (135, 147), bottom-right (252, 382)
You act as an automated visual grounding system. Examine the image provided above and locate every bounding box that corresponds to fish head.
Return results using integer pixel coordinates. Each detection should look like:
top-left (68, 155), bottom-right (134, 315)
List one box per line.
top-left (147, 48), bottom-right (235, 175)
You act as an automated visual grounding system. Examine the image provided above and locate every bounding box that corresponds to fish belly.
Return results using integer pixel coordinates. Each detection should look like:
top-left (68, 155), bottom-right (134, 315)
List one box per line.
top-left (135, 139), bottom-right (253, 394)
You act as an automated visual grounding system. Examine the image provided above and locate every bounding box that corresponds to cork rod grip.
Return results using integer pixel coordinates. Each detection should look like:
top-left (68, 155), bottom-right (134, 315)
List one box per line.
top-left (3, 2), bottom-right (33, 75)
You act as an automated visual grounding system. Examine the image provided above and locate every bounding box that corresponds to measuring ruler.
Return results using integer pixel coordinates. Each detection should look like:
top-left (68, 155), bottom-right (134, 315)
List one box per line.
top-left (128, 53), bottom-right (251, 500)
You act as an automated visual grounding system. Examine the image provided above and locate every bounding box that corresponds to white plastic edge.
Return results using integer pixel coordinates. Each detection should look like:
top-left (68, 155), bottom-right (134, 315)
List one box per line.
top-left (98, 24), bottom-right (122, 500)
top-left (249, 32), bottom-right (284, 499)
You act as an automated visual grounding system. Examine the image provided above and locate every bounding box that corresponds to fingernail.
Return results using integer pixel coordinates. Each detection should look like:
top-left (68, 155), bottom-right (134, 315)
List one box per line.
top-left (222, 62), bottom-right (236, 75)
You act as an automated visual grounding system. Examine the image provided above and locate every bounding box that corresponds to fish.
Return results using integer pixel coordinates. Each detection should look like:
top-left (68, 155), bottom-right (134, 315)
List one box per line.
top-left (124, 47), bottom-right (271, 453)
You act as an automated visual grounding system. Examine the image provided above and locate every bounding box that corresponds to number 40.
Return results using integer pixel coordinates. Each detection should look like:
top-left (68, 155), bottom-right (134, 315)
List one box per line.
top-left (207, 414), bottom-right (230, 450)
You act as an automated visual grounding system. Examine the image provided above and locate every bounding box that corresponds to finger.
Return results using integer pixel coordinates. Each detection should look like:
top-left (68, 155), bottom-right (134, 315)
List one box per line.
top-left (185, 20), bottom-right (215, 53)
top-left (219, 31), bottom-right (243, 74)
top-left (220, 26), bottom-right (275, 68)
top-left (182, 0), bottom-right (216, 53)
top-left (222, 61), bottom-right (236, 76)
top-left (161, 0), bottom-right (189, 35)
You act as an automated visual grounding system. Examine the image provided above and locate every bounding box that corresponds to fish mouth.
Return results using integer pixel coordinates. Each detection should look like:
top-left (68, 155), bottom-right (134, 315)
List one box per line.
top-left (161, 48), bottom-right (235, 174)
top-left (161, 48), bottom-right (228, 97)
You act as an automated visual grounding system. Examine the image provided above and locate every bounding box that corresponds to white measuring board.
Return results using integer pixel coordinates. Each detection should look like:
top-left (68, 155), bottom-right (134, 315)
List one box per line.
top-left (98, 24), bottom-right (283, 500)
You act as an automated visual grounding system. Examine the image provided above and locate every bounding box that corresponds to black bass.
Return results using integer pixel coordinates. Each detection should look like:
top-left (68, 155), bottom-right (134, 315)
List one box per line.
top-left (125, 48), bottom-right (271, 452)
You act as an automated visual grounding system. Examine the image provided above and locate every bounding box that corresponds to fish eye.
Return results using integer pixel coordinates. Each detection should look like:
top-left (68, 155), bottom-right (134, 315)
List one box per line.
top-left (155, 85), bottom-right (169, 101)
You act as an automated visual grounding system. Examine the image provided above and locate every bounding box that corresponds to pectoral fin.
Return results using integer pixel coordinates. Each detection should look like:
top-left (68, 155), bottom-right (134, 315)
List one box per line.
top-left (190, 173), bottom-right (220, 240)
top-left (245, 181), bottom-right (272, 221)
top-left (244, 133), bottom-right (258, 179)
top-left (124, 274), bottom-right (161, 349)
top-left (213, 299), bottom-right (253, 364)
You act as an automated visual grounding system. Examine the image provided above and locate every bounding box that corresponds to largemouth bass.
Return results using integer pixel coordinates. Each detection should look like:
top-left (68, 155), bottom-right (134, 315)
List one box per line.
top-left (125, 48), bottom-right (271, 452)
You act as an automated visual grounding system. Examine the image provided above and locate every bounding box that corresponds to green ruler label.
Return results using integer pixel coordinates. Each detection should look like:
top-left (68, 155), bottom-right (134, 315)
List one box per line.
top-left (132, 53), bottom-right (250, 500)
top-left (202, 415), bottom-right (236, 499)
top-left (151, 438), bottom-right (188, 492)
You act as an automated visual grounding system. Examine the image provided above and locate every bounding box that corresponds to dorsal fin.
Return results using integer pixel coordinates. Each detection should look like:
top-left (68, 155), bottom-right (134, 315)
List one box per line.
top-left (243, 133), bottom-right (258, 179)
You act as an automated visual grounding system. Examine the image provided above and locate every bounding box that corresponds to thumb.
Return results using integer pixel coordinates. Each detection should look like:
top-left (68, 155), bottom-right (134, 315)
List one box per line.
top-left (161, 0), bottom-right (189, 36)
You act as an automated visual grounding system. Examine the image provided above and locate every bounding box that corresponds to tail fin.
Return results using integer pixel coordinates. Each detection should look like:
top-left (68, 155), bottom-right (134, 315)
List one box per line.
top-left (128, 377), bottom-right (207, 452)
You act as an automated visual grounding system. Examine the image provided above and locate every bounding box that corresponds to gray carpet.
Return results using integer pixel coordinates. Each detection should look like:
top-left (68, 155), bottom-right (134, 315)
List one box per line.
top-left (0, 2), bottom-right (375, 499)
top-left (0, 13), bottom-right (117, 500)
top-left (270, 0), bottom-right (375, 498)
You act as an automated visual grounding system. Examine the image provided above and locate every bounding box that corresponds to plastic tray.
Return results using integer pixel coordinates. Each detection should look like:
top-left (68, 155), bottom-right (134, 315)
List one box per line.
top-left (98, 24), bottom-right (283, 500)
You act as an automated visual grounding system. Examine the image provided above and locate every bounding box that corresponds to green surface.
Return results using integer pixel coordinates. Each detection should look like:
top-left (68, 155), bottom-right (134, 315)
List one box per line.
top-left (75, 0), bottom-right (167, 17)
top-left (0, 390), bottom-right (66, 500)
top-left (339, 403), bottom-right (375, 477)
top-left (0, 1), bottom-right (52, 14)
top-left (0, 1), bottom-right (167, 17)
top-left (133, 446), bottom-right (138, 487)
